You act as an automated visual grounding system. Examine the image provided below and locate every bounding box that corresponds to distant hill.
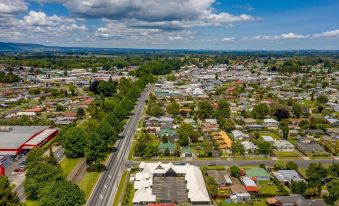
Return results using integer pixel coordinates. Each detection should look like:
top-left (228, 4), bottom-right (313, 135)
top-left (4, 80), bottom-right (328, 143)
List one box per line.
top-left (0, 41), bottom-right (338, 56)
top-left (0, 42), bottom-right (48, 51)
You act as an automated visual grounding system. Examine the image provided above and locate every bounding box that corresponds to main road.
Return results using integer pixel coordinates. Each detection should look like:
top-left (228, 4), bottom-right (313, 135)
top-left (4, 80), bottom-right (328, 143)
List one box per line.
top-left (86, 84), bottom-right (153, 206)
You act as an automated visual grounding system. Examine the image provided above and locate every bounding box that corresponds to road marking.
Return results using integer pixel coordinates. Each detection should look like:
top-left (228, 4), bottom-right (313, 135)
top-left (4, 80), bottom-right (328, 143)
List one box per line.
top-left (104, 185), bottom-right (107, 189)
top-left (100, 194), bottom-right (103, 199)
top-left (108, 175), bottom-right (111, 179)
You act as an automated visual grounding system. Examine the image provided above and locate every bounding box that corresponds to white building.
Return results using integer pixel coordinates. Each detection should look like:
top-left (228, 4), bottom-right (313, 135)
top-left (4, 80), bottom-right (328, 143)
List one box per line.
top-left (132, 162), bottom-right (211, 205)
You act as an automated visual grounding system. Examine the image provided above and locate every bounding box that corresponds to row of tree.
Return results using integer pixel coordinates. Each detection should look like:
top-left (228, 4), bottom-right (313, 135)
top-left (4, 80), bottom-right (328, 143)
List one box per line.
top-left (61, 75), bottom-right (156, 168)
top-left (24, 149), bottom-right (85, 206)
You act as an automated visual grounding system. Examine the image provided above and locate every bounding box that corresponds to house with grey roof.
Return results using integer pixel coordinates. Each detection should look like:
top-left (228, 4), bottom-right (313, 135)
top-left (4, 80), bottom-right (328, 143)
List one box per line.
top-left (273, 170), bottom-right (305, 185)
top-left (241, 141), bottom-right (257, 153)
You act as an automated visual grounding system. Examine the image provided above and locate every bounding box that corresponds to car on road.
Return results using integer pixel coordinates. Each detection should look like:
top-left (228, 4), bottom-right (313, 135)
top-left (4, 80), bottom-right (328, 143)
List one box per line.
top-left (208, 162), bottom-right (216, 166)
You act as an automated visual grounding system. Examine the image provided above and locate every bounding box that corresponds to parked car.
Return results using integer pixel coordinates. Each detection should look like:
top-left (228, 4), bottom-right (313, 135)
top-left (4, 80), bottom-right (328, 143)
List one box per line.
top-left (18, 161), bottom-right (26, 168)
top-left (14, 168), bottom-right (25, 173)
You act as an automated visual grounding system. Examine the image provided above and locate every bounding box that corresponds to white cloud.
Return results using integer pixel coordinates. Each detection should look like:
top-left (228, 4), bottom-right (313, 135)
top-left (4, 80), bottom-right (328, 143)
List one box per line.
top-left (235, 4), bottom-right (254, 11)
top-left (0, 10), bottom-right (86, 42)
top-left (35, 0), bottom-right (257, 30)
top-left (19, 11), bottom-right (86, 33)
top-left (169, 36), bottom-right (185, 41)
top-left (0, 0), bottom-right (27, 14)
top-left (222, 37), bottom-right (235, 42)
top-left (313, 29), bottom-right (339, 38)
top-left (248, 32), bottom-right (305, 40)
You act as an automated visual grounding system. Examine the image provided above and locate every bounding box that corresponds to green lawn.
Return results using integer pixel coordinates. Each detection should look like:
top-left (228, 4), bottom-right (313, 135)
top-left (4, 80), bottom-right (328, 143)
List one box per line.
top-left (274, 151), bottom-right (300, 157)
top-left (79, 154), bottom-right (110, 199)
top-left (113, 170), bottom-right (129, 206)
top-left (221, 198), bottom-right (267, 206)
top-left (24, 200), bottom-right (39, 206)
top-left (201, 165), bottom-right (225, 170)
top-left (79, 171), bottom-right (101, 199)
top-left (258, 180), bottom-right (283, 195)
top-left (258, 131), bottom-right (280, 139)
top-left (60, 158), bottom-right (81, 176)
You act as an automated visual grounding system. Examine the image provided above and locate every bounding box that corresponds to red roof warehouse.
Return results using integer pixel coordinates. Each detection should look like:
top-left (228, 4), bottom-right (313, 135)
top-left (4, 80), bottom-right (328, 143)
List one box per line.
top-left (0, 126), bottom-right (58, 156)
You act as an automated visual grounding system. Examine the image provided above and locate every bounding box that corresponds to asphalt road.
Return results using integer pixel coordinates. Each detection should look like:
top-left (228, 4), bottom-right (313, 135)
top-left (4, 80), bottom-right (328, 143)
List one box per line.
top-left (86, 84), bottom-right (153, 206)
top-left (127, 159), bottom-right (339, 168)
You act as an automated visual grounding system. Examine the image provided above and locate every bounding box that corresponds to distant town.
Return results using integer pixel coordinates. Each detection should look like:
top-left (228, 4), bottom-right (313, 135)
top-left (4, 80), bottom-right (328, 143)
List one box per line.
top-left (0, 53), bottom-right (338, 206)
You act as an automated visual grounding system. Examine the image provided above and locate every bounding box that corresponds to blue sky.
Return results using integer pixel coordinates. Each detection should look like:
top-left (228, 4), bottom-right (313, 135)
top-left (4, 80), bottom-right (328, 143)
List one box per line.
top-left (0, 0), bottom-right (338, 50)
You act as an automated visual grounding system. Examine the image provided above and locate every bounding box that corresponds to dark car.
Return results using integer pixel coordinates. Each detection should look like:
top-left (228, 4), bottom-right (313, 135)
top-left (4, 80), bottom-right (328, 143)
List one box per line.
top-left (14, 168), bottom-right (25, 173)
top-left (208, 162), bottom-right (216, 166)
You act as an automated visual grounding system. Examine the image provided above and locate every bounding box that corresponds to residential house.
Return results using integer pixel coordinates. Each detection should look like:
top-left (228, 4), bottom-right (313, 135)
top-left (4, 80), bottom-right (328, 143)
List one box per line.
top-left (241, 176), bottom-right (259, 193)
top-left (232, 130), bottom-right (249, 140)
top-left (158, 143), bottom-right (176, 154)
top-left (212, 131), bottom-right (233, 151)
top-left (245, 168), bottom-right (270, 181)
top-left (264, 118), bottom-right (280, 129)
top-left (241, 141), bottom-right (257, 154)
top-left (324, 116), bottom-right (339, 126)
top-left (200, 119), bottom-right (219, 133)
top-left (274, 140), bottom-right (295, 152)
top-left (296, 138), bottom-right (326, 155)
top-left (273, 170), bottom-right (305, 185)
top-left (206, 170), bottom-right (232, 189)
top-left (266, 194), bottom-right (326, 206)
top-left (229, 177), bottom-right (251, 203)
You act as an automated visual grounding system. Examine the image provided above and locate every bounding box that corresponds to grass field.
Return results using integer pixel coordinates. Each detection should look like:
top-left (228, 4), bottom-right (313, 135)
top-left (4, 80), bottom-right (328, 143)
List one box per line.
top-left (201, 165), bottom-right (226, 170)
top-left (258, 180), bottom-right (282, 195)
top-left (79, 171), bottom-right (101, 199)
top-left (60, 158), bottom-right (81, 176)
top-left (24, 200), bottom-right (39, 206)
top-left (274, 151), bottom-right (301, 157)
top-left (258, 131), bottom-right (280, 139)
top-left (220, 198), bottom-right (267, 206)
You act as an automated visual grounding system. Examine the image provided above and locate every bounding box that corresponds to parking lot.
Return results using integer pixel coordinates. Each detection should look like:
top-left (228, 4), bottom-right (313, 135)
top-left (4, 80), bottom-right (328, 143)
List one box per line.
top-left (153, 176), bottom-right (189, 204)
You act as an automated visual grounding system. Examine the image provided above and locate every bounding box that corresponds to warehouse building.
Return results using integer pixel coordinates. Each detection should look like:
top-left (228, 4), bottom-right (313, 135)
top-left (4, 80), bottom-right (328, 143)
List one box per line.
top-left (0, 126), bottom-right (58, 156)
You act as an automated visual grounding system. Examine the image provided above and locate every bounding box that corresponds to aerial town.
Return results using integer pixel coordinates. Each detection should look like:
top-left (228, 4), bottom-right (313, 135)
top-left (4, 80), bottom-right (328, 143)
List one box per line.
top-left (0, 53), bottom-right (338, 206)
top-left (0, 1), bottom-right (338, 206)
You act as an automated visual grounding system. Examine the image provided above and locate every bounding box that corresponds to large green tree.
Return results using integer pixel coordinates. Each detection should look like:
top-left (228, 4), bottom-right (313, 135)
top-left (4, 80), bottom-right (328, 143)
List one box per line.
top-left (96, 120), bottom-right (118, 144)
top-left (24, 162), bottom-right (64, 199)
top-left (177, 122), bottom-right (197, 146)
top-left (197, 100), bottom-right (213, 119)
top-left (39, 181), bottom-right (85, 206)
top-left (63, 127), bottom-right (87, 158)
top-left (166, 101), bottom-right (180, 116)
top-left (0, 176), bottom-right (19, 206)
top-left (327, 179), bottom-right (339, 204)
top-left (252, 103), bottom-right (270, 119)
top-left (97, 81), bottom-right (117, 97)
top-left (84, 133), bottom-right (107, 168)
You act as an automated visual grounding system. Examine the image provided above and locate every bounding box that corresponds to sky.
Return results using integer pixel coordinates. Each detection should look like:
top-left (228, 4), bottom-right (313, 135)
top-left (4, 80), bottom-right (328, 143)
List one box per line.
top-left (0, 0), bottom-right (338, 50)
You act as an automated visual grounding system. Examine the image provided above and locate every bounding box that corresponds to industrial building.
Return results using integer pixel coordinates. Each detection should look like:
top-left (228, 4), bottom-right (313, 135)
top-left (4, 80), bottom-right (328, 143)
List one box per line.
top-left (0, 126), bottom-right (58, 156)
